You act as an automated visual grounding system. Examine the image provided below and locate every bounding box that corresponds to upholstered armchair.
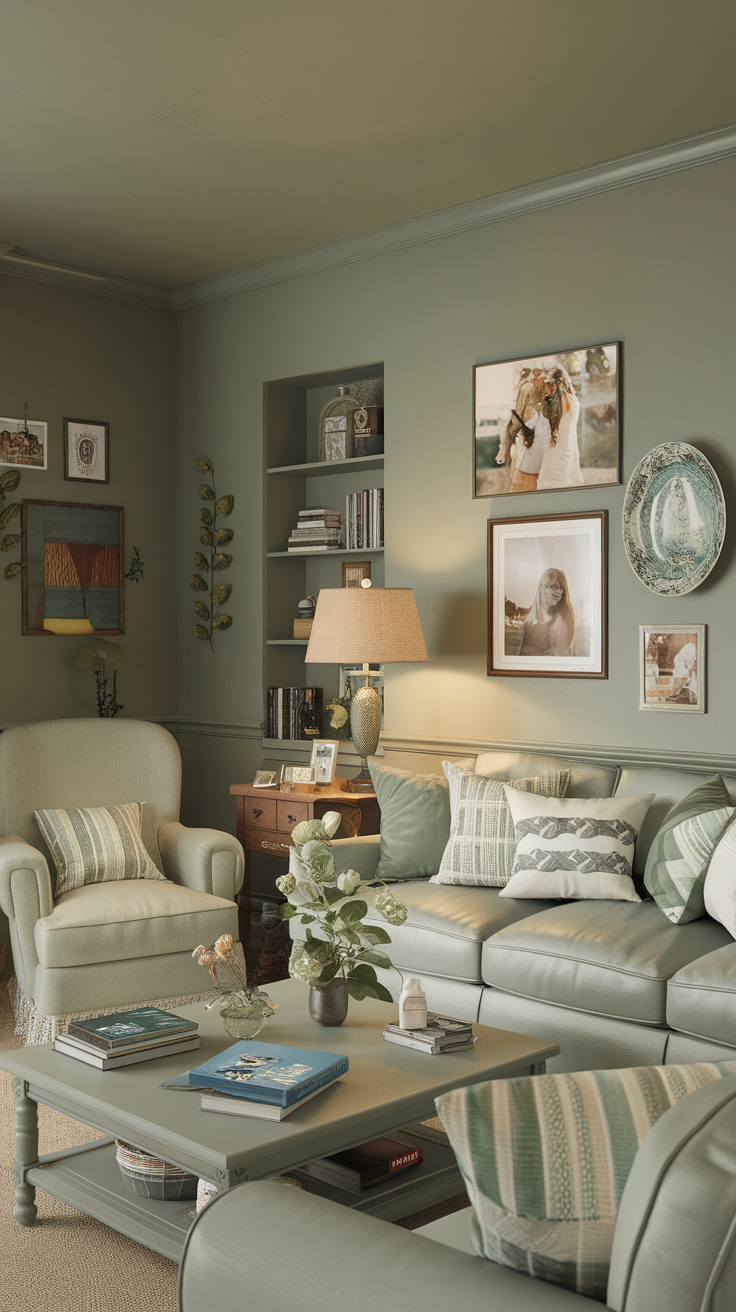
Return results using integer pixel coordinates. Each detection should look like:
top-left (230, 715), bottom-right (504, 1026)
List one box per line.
top-left (0, 719), bottom-right (244, 1042)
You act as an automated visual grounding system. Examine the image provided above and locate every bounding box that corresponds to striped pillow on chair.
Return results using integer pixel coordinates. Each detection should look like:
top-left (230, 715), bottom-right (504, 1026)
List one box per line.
top-left (35, 802), bottom-right (165, 895)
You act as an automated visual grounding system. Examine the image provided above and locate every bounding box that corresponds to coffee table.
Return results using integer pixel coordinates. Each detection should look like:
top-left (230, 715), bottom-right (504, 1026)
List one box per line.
top-left (1, 979), bottom-right (558, 1261)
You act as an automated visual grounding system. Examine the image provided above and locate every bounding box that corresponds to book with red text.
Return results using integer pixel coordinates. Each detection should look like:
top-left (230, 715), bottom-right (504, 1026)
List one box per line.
top-left (302, 1137), bottom-right (422, 1194)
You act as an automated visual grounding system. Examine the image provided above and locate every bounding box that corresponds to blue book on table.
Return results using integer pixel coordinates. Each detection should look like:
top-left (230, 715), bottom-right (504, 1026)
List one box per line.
top-left (184, 1040), bottom-right (348, 1108)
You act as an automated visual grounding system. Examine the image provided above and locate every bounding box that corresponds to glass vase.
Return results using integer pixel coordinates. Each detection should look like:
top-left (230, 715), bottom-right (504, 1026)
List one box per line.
top-left (213, 952), bottom-right (276, 1040)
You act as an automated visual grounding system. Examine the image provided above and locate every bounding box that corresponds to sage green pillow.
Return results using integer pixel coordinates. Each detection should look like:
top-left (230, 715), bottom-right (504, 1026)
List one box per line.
top-left (369, 764), bottom-right (451, 881)
top-left (644, 775), bottom-right (735, 924)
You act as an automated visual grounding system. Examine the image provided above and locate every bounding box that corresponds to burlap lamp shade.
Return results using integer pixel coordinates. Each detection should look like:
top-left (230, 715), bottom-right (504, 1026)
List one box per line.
top-left (305, 588), bottom-right (428, 789)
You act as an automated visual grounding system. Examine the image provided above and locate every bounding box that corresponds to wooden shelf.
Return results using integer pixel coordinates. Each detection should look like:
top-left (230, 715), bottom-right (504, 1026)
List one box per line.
top-left (267, 455), bottom-right (383, 477)
top-left (267, 639), bottom-right (308, 646)
top-left (268, 548), bottom-right (384, 558)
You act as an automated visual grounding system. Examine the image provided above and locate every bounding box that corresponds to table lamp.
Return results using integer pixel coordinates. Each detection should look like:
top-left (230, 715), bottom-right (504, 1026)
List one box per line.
top-left (305, 586), bottom-right (428, 791)
top-left (74, 639), bottom-right (126, 717)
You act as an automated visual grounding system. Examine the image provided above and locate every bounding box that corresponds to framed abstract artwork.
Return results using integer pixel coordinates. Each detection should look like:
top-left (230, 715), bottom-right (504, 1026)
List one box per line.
top-left (64, 419), bottom-right (109, 484)
top-left (640, 625), bottom-right (705, 713)
top-left (488, 511), bottom-right (607, 678)
top-left (22, 500), bottom-right (124, 635)
top-left (474, 342), bottom-right (621, 498)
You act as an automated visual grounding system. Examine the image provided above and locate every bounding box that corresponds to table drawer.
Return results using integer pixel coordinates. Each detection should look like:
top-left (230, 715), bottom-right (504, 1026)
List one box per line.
top-left (243, 799), bottom-right (277, 829)
top-left (277, 802), bottom-right (310, 832)
top-left (244, 828), bottom-right (294, 857)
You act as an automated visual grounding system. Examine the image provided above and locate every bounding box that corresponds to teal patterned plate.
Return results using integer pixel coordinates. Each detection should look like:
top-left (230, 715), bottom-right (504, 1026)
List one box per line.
top-left (623, 443), bottom-right (725, 594)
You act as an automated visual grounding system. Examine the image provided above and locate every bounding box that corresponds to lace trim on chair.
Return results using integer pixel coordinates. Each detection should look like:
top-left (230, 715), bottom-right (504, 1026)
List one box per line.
top-left (7, 974), bottom-right (216, 1046)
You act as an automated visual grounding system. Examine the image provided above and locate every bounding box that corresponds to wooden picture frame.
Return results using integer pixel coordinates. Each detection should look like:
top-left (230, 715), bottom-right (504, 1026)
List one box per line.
top-left (640, 625), bottom-right (705, 713)
top-left (22, 499), bottom-right (124, 635)
top-left (342, 560), bottom-right (372, 588)
top-left (64, 419), bottom-right (109, 484)
top-left (474, 342), bottom-right (621, 499)
top-left (309, 739), bottom-right (339, 784)
top-left (488, 511), bottom-right (607, 678)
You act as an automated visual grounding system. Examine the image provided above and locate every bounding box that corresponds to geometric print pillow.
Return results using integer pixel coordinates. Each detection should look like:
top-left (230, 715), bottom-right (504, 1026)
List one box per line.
top-left (431, 764), bottom-right (570, 888)
top-left (500, 788), bottom-right (654, 902)
top-left (34, 802), bottom-right (165, 896)
top-left (436, 1060), bottom-right (736, 1302)
top-left (644, 775), bottom-right (735, 925)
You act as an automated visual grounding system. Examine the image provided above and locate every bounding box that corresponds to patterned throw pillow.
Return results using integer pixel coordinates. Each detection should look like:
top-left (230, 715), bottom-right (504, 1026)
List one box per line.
top-left (501, 788), bottom-right (654, 901)
top-left (430, 764), bottom-right (570, 887)
top-left (35, 802), bottom-right (165, 896)
top-left (436, 1061), bottom-right (736, 1301)
top-left (644, 776), bottom-right (735, 925)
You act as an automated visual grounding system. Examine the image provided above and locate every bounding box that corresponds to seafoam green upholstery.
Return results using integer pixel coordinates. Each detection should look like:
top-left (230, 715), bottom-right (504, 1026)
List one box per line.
top-left (472, 751), bottom-right (618, 799)
top-left (667, 940), bottom-right (736, 1047)
top-left (615, 764), bottom-right (736, 874)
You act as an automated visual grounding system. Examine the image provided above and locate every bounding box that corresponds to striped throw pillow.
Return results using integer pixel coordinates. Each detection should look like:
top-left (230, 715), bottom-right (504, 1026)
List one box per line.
top-left (431, 764), bottom-right (570, 887)
top-left (436, 1061), bottom-right (736, 1301)
top-left (644, 775), bottom-right (735, 924)
top-left (35, 802), bottom-right (165, 896)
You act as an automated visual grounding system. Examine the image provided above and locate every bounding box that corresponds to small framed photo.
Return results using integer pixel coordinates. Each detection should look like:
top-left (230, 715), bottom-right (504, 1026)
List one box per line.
top-left (488, 511), bottom-right (607, 679)
top-left (640, 625), bottom-right (705, 713)
top-left (310, 739), bottom-right (339, 785)
top-left (339, 664), bottom-right (384, 728)
top-left (64, 419), bottom-right (109, 483)
top-left (342, 560), bottom-right (371, 588)
top-left (279, 764), bottom-right (316, 788)
top-left (0, 417), bottom-right (48, 470)
top-left (474, 342), bottom-right (620, 498)
top-left (252, 770), bottom-right (278, 788)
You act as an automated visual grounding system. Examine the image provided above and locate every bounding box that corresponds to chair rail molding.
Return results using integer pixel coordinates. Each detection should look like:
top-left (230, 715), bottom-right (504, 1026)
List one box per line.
top-left (173, 121), bottom-right (736, 309)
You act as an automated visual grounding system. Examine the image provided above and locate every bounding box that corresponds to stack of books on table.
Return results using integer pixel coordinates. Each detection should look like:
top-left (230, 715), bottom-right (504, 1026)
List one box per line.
top-left (191, 1038), bottom-right (348, 1121)
top-left (287, 508), bottom-right (343, 552)
top-left (54, 1007), bottom-right (200, 1069)
top-left (302, 1136), bottom-right (422, 1194)
top-left (383, 1013), bottom-right (476, 1055)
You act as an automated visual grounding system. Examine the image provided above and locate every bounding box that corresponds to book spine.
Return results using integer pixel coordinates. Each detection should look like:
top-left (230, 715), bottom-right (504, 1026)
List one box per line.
top-left (283, 1056), bottom-right (349, 1106)
top-left (197, 1057), bottom-right (348, 1107)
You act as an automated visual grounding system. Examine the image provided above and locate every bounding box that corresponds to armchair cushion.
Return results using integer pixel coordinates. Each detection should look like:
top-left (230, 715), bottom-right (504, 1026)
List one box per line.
top-left (34, 880), bottom-right (238, 968)
top-left (34, 802), bottom-right (164, 894)
top-left (436, 1061), bottom-right (736, 1303)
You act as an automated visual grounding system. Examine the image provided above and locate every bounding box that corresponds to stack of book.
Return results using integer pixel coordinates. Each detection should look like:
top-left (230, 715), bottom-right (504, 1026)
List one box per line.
top-left (267, 686), bottom-right (322, 739)
top-left (302, 1136), bottom-right (422, 1194)
top-left (190, 1038), bottom-right (348, 1122)
top-left (345, 488), bottom-right (384, 550)
top-left (383, 1013), bottom-right (475, 1055)
top-left (54, 1007), bottom-right (200, 1069)
top-left (288, 508), bottom-right (343, 552)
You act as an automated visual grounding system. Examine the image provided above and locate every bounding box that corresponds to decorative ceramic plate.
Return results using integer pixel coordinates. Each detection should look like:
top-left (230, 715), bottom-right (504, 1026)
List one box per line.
top-left (623, 443), bottom-right (726, 595)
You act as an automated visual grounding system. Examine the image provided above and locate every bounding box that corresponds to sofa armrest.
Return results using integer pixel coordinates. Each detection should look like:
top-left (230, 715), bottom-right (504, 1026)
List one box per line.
top-left (288, 833), bottom-right (381, 884)
top-left (179, 1182), bottom-right (590, 1312)
top-left (158, 822), bottom-right (244, 901)
top-left (0, 836), bottom-right (54, 998)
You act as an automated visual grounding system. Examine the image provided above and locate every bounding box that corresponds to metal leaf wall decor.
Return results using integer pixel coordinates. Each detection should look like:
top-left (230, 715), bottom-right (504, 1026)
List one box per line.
top-left (189, 457), bottom-right (234, 647)
top-left (0, 469), bottom-right (22, 580)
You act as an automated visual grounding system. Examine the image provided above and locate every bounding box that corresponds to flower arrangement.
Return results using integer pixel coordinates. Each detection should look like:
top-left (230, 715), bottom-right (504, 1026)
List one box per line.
top-left (192, 933), bottom-right (276, 1039)
top-left (277, 813), bottom-right (407, 1003)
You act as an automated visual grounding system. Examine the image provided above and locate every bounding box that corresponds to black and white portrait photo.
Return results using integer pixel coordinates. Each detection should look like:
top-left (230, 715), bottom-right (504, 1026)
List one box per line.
top-left (488, 512), bottom-right (607, 678)
top-left (640, 625), bottom-right (705, 713)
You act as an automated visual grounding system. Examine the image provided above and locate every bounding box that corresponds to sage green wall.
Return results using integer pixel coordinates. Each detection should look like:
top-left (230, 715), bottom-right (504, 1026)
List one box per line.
top-left (176, 158), bottom-right (736, 836)
top-left (0, 274), bottom-right (176, 725)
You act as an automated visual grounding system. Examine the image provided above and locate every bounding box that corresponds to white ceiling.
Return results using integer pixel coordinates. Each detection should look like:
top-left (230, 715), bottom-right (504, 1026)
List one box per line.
top-left (2, 0), bottom-right (736, 289)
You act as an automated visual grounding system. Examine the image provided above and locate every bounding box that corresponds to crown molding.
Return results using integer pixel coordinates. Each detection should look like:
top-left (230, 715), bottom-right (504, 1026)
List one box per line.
top-left (174, 121), bottom-right (736, 310)
top-left (0, 251), bottom-right (173, 309)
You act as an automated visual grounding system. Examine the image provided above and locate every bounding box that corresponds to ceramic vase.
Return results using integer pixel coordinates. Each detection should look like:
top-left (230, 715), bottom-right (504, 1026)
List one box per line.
top-left (309, 977), bottom-right (349, 1026)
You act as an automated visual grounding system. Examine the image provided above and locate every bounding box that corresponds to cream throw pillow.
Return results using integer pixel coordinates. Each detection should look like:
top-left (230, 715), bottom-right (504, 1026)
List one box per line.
top-left (35, 802), bottom-right (165, 896)
top-left (431, 764), bottom-right (570, 887)
top-left (501, 787), bottom-right (654, 901)
top-left (704, 819), bottom-right (736, 937)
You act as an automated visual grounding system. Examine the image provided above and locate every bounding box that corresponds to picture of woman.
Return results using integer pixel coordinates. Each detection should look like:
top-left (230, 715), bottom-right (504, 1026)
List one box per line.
top-left (519, 568), bottom-right (575, 656)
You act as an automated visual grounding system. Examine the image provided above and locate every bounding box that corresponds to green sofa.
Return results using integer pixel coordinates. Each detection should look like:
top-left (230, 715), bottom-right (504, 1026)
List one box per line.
top-left (294, 750), bottom-right (736, 1072)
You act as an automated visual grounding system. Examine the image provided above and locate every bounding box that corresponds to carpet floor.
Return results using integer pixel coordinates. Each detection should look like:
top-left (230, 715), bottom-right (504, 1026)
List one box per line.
top-left (0, 987), bottom-right (468, 1311)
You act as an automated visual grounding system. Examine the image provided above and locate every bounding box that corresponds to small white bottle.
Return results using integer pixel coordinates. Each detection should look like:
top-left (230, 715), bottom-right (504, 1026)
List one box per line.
top-left (398, 978), bottom-right (428, 1029)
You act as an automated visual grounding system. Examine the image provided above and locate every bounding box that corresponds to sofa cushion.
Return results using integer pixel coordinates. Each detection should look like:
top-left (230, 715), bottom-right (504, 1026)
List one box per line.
top-left (482, 900), bottom-right (732, 1024)
top-left (643, 776), bottom-right (734, 924)
top-left (667, 941), bottom-right (736, 1048)
top-left (436, 1062), bottom-right (736, 1303)
top-left (369, 764), bottom-right (451, 881)
top-left (615, 765), bottom-right (736, 874)
top-left (472, 751), bottom-right (618, 799)
top-left (362, 882), bottom-right (557, 984)
top-left (34, 879), bottom-right (238, 968)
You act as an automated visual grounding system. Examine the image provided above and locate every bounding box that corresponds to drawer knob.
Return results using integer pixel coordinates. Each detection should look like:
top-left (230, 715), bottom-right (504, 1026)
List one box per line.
top-left (287, 814), bottom-right (297, 823)
top-left (253, 807), bottom-right (263, 818)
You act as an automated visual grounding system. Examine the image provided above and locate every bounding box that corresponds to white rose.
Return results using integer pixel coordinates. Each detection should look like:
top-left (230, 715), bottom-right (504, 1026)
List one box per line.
top-left (337, 869), bottom-right (361, 895)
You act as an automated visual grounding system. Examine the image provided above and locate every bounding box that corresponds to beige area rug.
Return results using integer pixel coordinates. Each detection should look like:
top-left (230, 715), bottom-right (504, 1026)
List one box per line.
top-left (0, 988), bottom-right (468, 1311)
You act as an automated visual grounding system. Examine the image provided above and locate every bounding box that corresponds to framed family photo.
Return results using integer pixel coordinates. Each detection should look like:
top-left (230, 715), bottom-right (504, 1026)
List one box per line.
top-left (488, 511), bottom-right (607, 678)
top-left (64, 419), bottom-right (109, 483)
top-left (474, 342), bottom-right (620, 498)
top-left (640, 625), bottom-right (705, 713)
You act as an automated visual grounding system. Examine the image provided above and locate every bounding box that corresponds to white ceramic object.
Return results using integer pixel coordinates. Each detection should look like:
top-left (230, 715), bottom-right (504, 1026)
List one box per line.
top-left (399, 978), bottom-right (428, 1029)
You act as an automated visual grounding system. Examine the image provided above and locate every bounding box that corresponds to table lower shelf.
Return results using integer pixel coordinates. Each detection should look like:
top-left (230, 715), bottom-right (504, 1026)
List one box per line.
top-left (24, 1126), bottom-right (463, 1262)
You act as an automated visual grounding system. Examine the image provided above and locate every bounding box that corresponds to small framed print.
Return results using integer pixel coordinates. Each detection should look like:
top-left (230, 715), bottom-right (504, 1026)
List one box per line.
top-left (640, 625), bottom-right (705, 713)
top-left (310, 739), bottom-right (339, 785)
top-left (342, 560), bottom-right (371, 588)
top-left (0, 417), bottom-right (48, 470)
top-left (488, 511), bottom-right (607, 678)
top-left (279, 764), bottom-right (316, 789)
top-left (64, 419), bottom-right (109, 483)
top-left (252, 770), bottom-right (278, 788)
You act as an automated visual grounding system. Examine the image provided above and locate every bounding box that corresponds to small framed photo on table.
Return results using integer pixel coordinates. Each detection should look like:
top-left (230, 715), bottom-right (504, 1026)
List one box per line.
top-left (279, 765), bottom-right (316, 790)
top-left (640, 625), bottom-right (705, 713)
top-left (310, 739), bottom-right (339, 785)
top-left (64, 419), bottom-right (109, 483)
